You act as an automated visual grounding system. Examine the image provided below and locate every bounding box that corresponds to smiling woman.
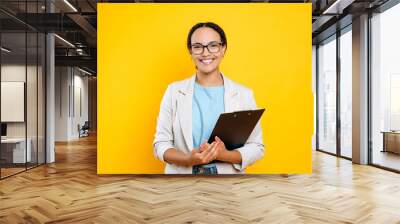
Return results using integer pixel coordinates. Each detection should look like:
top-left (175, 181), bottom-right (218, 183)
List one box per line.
top-left (153, 22), bottom-right (265, 174)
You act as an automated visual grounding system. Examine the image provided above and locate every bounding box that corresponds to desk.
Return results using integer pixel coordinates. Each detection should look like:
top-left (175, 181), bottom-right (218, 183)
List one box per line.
top-left (1, 138), bottom-right (31, 163)
top-left (382, 131), bottom-right (400, 154)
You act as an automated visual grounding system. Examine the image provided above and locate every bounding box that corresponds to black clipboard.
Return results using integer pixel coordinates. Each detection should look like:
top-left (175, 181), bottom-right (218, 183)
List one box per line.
top-left (208, 109), bottom-right (265, 150)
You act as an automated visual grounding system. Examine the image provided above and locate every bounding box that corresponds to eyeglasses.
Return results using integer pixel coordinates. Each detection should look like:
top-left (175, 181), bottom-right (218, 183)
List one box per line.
top-left (190, 41), bottom-right (223, 55)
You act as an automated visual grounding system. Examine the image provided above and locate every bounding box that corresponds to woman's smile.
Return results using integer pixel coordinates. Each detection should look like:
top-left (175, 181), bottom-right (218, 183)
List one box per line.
top-left (199, 58), bottom-right (215, 65)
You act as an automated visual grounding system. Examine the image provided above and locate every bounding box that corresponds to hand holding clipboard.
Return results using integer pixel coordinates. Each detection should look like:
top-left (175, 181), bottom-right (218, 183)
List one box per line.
top-left (208, 109), bottom-right (265, 150)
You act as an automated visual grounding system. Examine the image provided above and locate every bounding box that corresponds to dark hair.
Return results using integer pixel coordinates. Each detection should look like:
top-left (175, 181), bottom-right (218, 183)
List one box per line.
top-left (187, 22), bottom-right (227, 51)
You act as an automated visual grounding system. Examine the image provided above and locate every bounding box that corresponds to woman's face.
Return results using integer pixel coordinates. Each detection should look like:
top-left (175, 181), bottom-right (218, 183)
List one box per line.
top-left (190, 27), bottom-right (226, 75)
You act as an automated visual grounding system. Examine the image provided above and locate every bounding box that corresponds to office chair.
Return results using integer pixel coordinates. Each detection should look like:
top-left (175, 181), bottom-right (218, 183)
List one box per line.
top-left (79, 121), bottom-right (90, 138)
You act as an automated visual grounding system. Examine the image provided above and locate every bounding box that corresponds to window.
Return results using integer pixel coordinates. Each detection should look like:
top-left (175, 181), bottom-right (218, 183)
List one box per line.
top-left (317, 36), bottom-right (337, 154)
top-left (339, 28), bottom-right (352, 158)
top-left (371, 2), bottom-right (400, 171)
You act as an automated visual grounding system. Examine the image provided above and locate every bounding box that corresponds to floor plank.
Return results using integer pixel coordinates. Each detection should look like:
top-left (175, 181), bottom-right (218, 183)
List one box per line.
top-left (1, 134), bottom-right (400, 223)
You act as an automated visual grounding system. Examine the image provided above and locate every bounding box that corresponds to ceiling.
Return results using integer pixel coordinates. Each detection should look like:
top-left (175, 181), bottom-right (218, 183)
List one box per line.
top-left (0, 0), bottom-right (395, 75)
top-left (0, 0), bottom-right (97, 74)
top-left (311, 0), bottom-right (391, 44)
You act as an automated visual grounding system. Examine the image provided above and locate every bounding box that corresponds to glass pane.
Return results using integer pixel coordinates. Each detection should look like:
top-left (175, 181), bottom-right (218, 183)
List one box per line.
top-left (1, 31), bottom-right (27, 177)
top-left (318, 36), bottom-right (337, 154)
top-left (27, 31), bottom-right (38, 169)
top-left (0, 1), bottom-right (46, 178)
top-left (312, 45), bottom-right (317, 151)
top-left (38, 32), bottom-right (45, 165)
top-left (26, 0), bottom-right (39, 169)
top-left (371, 3), bottom-right (400, 171)
top-left (340, 29), bottom-right (352, 158)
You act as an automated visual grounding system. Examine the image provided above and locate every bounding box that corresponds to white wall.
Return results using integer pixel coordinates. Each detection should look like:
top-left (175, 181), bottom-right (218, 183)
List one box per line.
top-left (55, 67), bottom-right (89, 141)
top-left (55, 66), bottom-right (70, 141)
top-left (1, 65), bottom-right (39, 138)
top-left (1, 65), bottom-right (25, 135)
top-left (72, 72), bottom-right (89, 138)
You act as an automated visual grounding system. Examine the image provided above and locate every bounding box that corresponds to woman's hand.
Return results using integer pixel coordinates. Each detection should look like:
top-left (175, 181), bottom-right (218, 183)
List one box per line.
top-left (201, 136), bottom-right (242, 165)
top-left (214, 136), bottom-right (230, 160)
top-left (164, 141), bottom-right (220, 167)
top-left (187, 141), bottom-right (219, 166)
top-left (199, 136), bottom-right (228, 160)
top-left (164, 137), bottom-right (241, 167)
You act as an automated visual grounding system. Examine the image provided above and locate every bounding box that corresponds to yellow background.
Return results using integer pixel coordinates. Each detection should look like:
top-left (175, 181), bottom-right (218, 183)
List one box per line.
top-left (98, 3), bottom-right (312, 174)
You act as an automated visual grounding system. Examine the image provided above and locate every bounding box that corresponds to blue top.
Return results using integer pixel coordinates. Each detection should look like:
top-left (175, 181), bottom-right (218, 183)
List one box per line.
top-left (192, 82), bottom-right (225, 149)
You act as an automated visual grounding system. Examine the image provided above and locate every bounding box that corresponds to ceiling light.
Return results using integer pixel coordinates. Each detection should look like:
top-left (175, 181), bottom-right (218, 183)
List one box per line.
top-left (78, 67), bottom-right (93, 76)
top-left (54, 34), bottom-right (75, 48)
top-left (1, 47), bottom-right (11, 53)
top-left (322, 0), bottom-right (354, 15)
top-left (63, 0), bottom-right (78, 12)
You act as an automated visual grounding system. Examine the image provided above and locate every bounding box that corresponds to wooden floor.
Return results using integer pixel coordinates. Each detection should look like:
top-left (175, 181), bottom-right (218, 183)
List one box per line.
top-left (1, 135), bottom-right (400, 223)
top-left (0, 167), bottom-right (26, 178)
top-left (1, 163), bottom-right (45, 178)
top-left (373, 150), bottom-right (400, 171)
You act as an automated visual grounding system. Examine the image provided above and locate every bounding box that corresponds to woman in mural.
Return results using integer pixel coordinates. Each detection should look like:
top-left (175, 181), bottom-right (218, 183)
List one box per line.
top-left (153, 22), bottom-right (264, 174)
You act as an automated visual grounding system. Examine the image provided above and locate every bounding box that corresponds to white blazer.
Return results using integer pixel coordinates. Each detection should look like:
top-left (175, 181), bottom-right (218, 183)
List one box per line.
top-left (153, 73), bottom-right (264, 174)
